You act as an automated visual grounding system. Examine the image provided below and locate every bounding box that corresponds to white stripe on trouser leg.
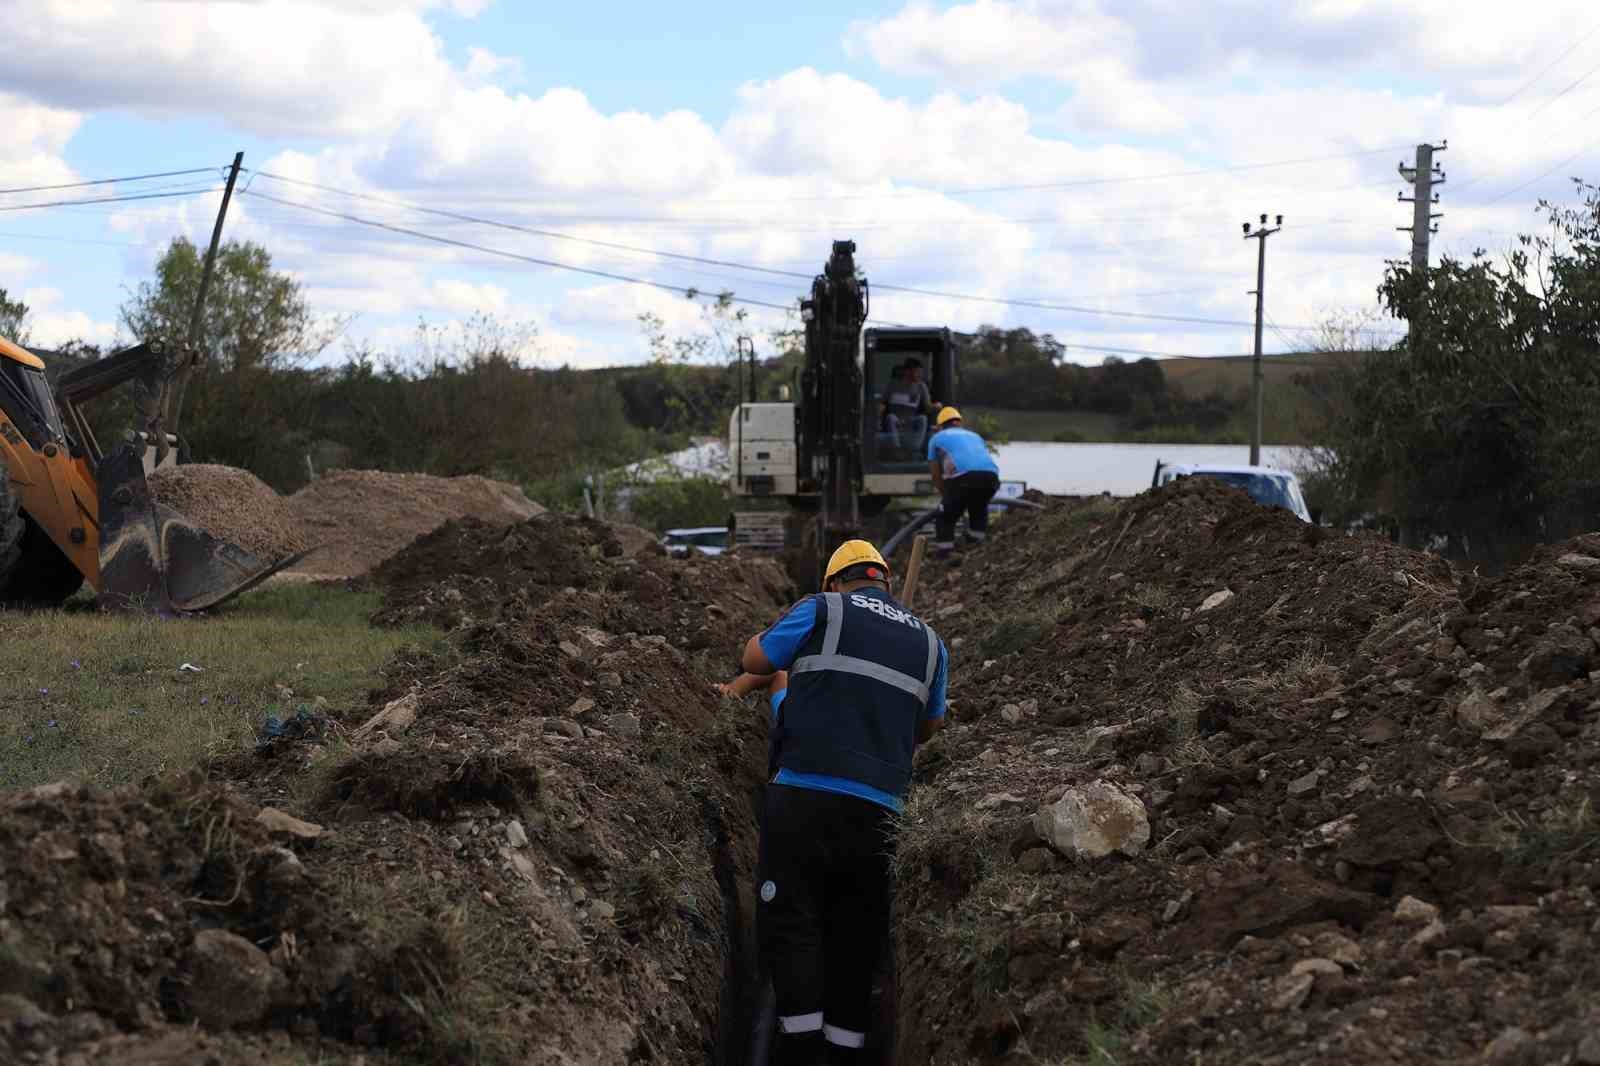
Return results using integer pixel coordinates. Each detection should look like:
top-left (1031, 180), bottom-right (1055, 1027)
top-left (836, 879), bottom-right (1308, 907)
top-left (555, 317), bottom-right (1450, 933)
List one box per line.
top-left (779, 1012), bottom-right (824, 1034)
top-left (933, 541), bottom-right (955, 550)
top-left (968, 530), bottom-right (986, 542)
top-left (824, 1024), bottom-right (866, 1048)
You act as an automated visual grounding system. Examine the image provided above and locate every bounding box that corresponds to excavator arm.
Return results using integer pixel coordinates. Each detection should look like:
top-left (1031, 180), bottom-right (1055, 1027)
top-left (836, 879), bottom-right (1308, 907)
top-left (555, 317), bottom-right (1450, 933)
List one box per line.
top-left (797, 240), bottom-right (869, 580)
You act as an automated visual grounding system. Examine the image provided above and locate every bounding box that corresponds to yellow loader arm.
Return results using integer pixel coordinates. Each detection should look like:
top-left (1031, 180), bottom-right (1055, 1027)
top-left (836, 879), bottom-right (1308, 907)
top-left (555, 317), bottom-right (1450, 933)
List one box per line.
top-left (0, 336), bottom-right (308, 612)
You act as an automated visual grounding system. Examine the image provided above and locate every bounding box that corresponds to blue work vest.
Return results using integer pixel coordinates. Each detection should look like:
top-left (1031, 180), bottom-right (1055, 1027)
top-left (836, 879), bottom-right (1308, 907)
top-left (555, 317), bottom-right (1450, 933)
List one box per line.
top-left (773, 588), bottom-right (940, 798)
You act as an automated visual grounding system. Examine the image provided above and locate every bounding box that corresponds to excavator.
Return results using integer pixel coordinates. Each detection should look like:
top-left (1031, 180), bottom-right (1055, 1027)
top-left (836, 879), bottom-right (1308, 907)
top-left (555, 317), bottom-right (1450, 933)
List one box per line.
top-left (0, 332), bottom-right (307, 613)
top-left (728, 239), bottom-right (957, 587)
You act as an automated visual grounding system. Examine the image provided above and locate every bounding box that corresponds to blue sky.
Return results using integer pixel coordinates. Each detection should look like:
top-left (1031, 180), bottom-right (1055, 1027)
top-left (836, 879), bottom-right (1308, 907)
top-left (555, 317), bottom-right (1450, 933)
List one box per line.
top-left (0, 0), bottom-right (1596, 367)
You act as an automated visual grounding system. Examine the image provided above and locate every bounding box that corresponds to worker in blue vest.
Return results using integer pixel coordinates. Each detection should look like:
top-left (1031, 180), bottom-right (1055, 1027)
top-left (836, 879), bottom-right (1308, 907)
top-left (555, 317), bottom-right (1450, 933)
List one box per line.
top-left (926, 406), bottom-right (1001, 558)
top-left (731, 539), bottom-right (948, 1065)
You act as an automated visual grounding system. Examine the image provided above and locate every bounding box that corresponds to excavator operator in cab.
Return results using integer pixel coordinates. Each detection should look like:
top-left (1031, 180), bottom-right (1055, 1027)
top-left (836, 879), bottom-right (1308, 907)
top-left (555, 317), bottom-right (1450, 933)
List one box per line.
top-left (721, 539), bottom-right (947, 1064)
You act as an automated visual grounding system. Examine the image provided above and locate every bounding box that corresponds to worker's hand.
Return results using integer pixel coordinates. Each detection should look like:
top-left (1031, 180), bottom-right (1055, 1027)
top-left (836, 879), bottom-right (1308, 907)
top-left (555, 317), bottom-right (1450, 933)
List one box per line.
top-left (712, 682), bottom-right (738, 699)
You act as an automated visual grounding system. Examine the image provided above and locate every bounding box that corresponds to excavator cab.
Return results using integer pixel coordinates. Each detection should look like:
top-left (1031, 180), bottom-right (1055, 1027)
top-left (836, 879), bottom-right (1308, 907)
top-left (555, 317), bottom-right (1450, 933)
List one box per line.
top-left (863, 327), bottom-right (957, 470)
top-left (0, 335), bottom-right (307, 613)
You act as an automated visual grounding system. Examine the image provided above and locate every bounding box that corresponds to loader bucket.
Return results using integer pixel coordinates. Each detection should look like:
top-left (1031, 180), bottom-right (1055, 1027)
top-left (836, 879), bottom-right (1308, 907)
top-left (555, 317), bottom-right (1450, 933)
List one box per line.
top-left (96, 446), bottom-right (311, 613)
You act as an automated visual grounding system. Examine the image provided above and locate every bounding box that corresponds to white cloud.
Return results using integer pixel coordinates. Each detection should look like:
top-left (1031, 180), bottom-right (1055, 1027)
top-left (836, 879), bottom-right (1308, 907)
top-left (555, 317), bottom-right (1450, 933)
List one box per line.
top-left (0, 91), bottom-right (82, 190)
top-left (852, 1), bottom-right (1593, 89)
top-left (430, 279), bottom-right (509, 314)
top-left (0, 252), bottom-right (42, 288)
top-left (0, 2), bottom-right (457, 138)
top-left (19, 287), bottom-right (117, 347)
top-left (465, 47), bottom-right (523, 85)
top-left (7, 0), bottom-right (1597, 372)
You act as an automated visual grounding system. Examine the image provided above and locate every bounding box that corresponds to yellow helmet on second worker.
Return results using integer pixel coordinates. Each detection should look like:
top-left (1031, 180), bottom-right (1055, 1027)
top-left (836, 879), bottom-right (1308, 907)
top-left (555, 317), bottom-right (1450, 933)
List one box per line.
top-left (823, 539), bottom-right (890, 588)
top-left (936, 406), bottom-right (963, 427)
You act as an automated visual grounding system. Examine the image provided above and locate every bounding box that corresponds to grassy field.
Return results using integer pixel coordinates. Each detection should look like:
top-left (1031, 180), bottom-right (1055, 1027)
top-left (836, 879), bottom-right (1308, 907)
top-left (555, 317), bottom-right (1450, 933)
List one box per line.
top-left (969, 352), bottom-right (1349, 444)
top-left (964, 407), bottom-right (1122, 442)
top-left (0, 583), bottom-right (446, 791)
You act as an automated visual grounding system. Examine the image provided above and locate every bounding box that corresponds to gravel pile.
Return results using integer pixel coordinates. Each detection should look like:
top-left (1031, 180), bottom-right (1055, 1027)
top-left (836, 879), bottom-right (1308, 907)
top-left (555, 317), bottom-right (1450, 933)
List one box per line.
top-left (286, 469), bottom-right (544, 579)
top-left (146, 464), bottom-right (309, 562)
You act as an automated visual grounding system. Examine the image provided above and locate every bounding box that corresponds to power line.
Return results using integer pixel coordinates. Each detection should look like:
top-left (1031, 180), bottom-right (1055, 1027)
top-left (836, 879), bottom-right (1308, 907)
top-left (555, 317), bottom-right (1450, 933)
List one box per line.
top-left (241, 187), bottom-right (811, 318)
top-left (0, 186), bottom-right (220, 214)
top-left (248, 169), bottom-right (814, 282)
top-left (0, 167), bottom-right (220, 197)
top-left (0, 230), bottom-right (142, 248)
top-left (1523, 55), bottom-right (1600, 121)
top-left (1490, 26), bottom-right (1600, 107)
top-left (246, 170), bottom-right (1344, 332)
top-left (869, 279), bottom-right (1324, 331)
top-left (1473, 104), bottom-right (1600, 207)
top-left (925, 145), bottom-right (1414, 197)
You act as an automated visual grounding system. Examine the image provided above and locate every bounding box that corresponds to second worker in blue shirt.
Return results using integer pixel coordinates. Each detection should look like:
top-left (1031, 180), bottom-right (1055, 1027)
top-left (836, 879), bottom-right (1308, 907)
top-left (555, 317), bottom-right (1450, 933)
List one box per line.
top-left (926, 406), bottom-right (1001, 557)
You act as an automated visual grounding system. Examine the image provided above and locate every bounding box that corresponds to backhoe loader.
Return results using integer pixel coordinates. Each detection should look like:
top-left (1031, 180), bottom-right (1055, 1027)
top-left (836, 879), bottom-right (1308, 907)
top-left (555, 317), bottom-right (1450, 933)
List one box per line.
top-left (0, 332), bottom-right (306, 613)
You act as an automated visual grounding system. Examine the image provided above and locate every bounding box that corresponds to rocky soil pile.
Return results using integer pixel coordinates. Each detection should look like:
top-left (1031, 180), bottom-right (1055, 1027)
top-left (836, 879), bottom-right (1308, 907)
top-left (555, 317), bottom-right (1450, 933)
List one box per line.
top-left (286, 469), bottom-right (545, 579)
top-left (0, 514), bottom-right (795, 1065)
top-left (147, 463), bottom-right (310, 562)
top-left (889, 479), bottom-right (1600, 1064)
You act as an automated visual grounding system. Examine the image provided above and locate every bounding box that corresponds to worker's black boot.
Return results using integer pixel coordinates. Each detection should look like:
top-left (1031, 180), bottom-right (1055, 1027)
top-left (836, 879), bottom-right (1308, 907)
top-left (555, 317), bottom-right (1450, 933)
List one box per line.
top-left (771, 1031), bottom-right (828, 1066)
top-left (826, 1043), bottom-right (864, 1065)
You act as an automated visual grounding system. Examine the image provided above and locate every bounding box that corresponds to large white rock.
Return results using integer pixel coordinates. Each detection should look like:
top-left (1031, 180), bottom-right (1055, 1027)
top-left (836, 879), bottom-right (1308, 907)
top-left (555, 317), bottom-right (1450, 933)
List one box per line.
top-left (1033, 780), bottom-right (1151, 860)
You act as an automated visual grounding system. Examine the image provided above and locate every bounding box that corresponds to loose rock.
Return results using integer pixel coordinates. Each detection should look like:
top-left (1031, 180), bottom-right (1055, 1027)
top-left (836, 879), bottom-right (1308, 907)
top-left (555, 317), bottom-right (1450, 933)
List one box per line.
top-left (1032, 780), bottom-right (1150, 859)
top-left (187, 929), bottom-right (279, 1028)
top-left (255, 808), bottom-right (324, 841)
top-left (1394, 896), bottom-right (1440, 923)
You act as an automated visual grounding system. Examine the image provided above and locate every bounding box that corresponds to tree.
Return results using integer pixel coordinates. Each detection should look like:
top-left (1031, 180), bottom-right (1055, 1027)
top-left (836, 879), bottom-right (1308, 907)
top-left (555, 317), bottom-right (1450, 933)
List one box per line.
top-left (1319, 179), bottom-right (1600, 566)
top-left (118, 238), bottom-right (333, 483)
top-left (120, 237), bottom-right (324, 370)
top-left (0, 288), bottom-right (29, 344)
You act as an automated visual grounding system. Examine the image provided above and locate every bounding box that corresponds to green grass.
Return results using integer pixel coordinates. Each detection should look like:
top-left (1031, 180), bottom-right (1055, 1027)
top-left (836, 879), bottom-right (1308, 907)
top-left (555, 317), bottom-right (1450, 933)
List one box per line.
top-left (1062, 978), bottom-right (1173, 1065)
top-left (979, 611), bottom-right (1055, 659)
top-left (964, 407), bottom-right (1123, 443)
top-left (0, 582), bottom-right (446, 791)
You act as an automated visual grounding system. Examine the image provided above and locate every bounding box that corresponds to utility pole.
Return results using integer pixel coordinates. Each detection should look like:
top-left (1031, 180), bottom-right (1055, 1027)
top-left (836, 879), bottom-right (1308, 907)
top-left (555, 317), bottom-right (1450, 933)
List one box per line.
top-left (162, 151), bottom-right (243, 465)
top-left (1397, 141), bottom-right (1446, 273)
top-left (1241, 213), bottom-right (1282, 467)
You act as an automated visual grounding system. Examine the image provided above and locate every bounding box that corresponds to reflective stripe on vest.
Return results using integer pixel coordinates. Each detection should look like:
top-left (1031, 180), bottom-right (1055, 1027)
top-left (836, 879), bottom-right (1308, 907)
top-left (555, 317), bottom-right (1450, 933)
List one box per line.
top-left (789, 592), bottom-right (940, 704)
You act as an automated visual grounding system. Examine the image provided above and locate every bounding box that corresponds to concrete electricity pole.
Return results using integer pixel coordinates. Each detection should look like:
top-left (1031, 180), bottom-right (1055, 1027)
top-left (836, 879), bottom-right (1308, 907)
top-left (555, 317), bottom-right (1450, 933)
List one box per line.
top-left (1398, 142), bottom-right (1447, 272)
top-left (1242, 213), bottom-right (1282, 467)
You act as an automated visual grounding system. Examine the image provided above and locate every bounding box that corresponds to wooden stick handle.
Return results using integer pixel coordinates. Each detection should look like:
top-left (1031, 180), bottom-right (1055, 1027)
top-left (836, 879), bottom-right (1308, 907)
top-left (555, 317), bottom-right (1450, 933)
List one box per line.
top-left (901, 535), bottom-right (928, 610)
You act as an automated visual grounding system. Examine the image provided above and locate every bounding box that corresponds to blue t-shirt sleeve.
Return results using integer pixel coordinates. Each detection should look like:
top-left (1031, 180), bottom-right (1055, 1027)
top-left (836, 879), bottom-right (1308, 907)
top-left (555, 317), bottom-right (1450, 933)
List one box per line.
top-left (758, 597), bottom-right (818, 670)
top-left (769, 687), bottom-right (787, 722)
top-left (926, 436), bottom-right (942, 462)
top-left (925, 641), bottom-right (948, 720)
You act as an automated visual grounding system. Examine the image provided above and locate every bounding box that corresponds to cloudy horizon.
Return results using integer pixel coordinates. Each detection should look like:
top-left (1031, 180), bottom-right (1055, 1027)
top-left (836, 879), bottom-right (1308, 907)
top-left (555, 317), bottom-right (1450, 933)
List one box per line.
top-left (0, 0), bottom-right (1594, 367)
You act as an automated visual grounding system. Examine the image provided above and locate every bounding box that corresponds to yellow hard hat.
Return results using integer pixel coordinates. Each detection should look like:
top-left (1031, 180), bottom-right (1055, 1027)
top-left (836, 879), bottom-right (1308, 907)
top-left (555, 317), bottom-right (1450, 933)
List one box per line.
top-left (936, 406), bottom-right (963, 427)
top-left (823, 539), bottom-right (890, 588)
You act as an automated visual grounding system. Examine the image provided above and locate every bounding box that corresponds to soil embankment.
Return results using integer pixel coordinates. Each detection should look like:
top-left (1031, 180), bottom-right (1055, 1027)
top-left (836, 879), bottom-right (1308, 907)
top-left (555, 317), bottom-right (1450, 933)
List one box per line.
top-left (148, 462), bottom-right (548, 578)
top-left (0, 512), bottom-right (793, 1064)
top-left (890, 479), bottom-right (1600, 1064)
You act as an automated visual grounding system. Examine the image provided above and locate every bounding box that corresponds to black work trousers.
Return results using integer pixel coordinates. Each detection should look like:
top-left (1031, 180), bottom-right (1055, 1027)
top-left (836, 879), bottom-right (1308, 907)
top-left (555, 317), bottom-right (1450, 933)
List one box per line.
top-left (934, 470), bottom-right (1000, 547)
top-left (757, 783), bottom-right (895, 1064)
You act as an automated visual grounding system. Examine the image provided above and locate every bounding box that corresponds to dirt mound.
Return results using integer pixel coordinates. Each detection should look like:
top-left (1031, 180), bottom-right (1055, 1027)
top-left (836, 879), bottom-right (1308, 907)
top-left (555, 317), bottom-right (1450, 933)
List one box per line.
top-left (286, 469), bottom-right (544, 579)
top-left (147, 463), bottom-right (309, 562)
top-left (891, 479), bottom-right (1600, 1064)
top-left (3, 515), bottom-right (795, 1064)
top-left (368, 513), bottom-right (696, 630)
top-left (0, 775), bottom-right (472, 1064)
